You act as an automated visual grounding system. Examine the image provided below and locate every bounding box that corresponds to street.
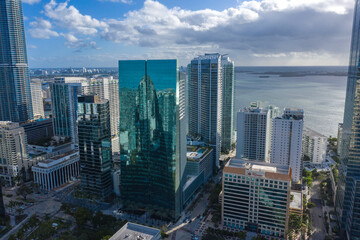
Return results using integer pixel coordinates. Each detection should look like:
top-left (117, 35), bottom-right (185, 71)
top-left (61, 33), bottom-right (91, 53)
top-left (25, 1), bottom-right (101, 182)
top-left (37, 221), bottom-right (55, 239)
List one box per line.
top-left (309, 180), bottom-right (326, 240)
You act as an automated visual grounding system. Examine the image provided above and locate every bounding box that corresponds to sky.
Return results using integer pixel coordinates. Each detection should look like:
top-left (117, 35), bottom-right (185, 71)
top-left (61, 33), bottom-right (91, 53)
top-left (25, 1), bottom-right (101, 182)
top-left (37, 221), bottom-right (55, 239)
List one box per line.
top-left (22, 0), bottom-right (356, 68)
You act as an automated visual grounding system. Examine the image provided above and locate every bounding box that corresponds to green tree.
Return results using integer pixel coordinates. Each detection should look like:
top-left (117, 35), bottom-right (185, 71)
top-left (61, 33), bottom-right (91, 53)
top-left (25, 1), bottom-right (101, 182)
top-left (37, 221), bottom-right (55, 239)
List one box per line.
top-left (74, 207), bottom-right (92, 227)
top-left (16, 184), bottom-right (33, 200)
top-left (288, 214), bottom-right (302, 238)
top-left (307, 202), bottom-right (316, 208)
top-left (238, 231), bottom-right (247, 240)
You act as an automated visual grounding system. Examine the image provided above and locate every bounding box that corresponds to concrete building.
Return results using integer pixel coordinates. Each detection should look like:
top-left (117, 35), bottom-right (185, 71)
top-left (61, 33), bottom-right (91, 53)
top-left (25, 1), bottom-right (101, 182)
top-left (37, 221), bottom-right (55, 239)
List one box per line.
top-left (110, 222), bottom-right (161, 240)
top-left (188, 53), bottom-right (223, 169)
top-left (0, 121), bottom-right (29, 183)
top-left (221, 159), bottom-right (291, 238)
top-left (21, 118), bottom-right (53, 145)
top-left (32, 150), bottom-right (80, 191)
top-left (103, 77), bottom-right (119, 136)
top-left (302, 127), bottom-right (327, 164)
top-left (221, 56), bottom-right (235, 152)
top-left (289, 191), bottom-right (303, 218)
top-left (271, 108), bottom-right (304, 183)
top-left (236, 108), bottom-right (271, 162)
top-left (30, 79), bottom-right (45, 119)
top-left (0, 0), bottom-right (33, 122)
top-left (78, 95), bottom-right (113, 201)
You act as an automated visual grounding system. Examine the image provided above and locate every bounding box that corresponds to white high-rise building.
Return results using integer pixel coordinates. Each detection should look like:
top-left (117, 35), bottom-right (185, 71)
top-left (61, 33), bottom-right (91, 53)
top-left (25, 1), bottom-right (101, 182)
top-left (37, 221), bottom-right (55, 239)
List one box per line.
top-left (0, 121), bottom-right (29, 183)
top-left (302, 127), bottom-right (327, 164)
top-left (189, 53), bottom-right (223, 168)
top-left (236, 107), bottom-right (271, 162)
top-left (103, 77), bottom-right (119, 137)
top-left (30, 79), bottom-right (45, 119)
top-left (271, 108), bottom-right (304, 183)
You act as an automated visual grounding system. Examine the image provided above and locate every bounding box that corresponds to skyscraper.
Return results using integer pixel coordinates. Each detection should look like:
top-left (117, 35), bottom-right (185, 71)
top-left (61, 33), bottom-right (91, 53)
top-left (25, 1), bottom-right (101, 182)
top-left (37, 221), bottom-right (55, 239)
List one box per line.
top-left (119, 59), bottom-right (186, 220)
top-left (236, 107), bottom-right (271, 162)
top-left (221, 56), bottom-right (235, 152)
top-left (77, 95), bottom-right (112, 201)
top-left (336, 1), bottom-right (360, 234)
top-left (188, 53), bottom-right (223, 168)
top-left (50, 77), bottom-right (83, 144)
top-left (30, 79), bottom-right (45, 119)
top-left (270, 108), bottom-right (304, 183)
top-left (0, 0), bottom-right (33, 122)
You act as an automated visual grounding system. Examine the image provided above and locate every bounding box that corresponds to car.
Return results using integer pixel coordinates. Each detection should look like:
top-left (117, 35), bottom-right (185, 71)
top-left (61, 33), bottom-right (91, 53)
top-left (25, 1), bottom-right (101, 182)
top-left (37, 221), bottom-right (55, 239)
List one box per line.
top-left (319, 214), bottom-right (322, 217)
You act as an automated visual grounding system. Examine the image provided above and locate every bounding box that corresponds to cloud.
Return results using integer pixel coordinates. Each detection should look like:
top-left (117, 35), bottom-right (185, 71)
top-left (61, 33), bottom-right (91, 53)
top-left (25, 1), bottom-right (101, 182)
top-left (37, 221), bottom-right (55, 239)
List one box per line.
top-left (99, 0), bottom-right (132, 4)
top-left (29, 0), bottom-right (355, 66)
top-left (22, 0), bottom-right (41, 4)
top-left (28, 44), bottom-right (38, 49)
top-left (29, 17), bottom-right (59, 39)
top-left (61, 33), bottom-right (99, 50)
top-left (44, 0), bottom-right (107, 35)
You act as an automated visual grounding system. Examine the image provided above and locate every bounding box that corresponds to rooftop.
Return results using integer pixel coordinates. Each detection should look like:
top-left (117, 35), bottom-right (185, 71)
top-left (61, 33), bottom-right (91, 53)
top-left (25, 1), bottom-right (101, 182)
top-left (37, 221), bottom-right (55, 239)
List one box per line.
top-left (109, 223), bottom-right (160, 240)
top-left (226, 158), bottom-right (290, 175)
top-left (187, 147), bottom-right (212, 162)
top-left (37, 150), bottom-right (79, 168)
top-left (290, 191), bottom-right (303, 210)
top-left (239, 107), bottom-right (268, 114)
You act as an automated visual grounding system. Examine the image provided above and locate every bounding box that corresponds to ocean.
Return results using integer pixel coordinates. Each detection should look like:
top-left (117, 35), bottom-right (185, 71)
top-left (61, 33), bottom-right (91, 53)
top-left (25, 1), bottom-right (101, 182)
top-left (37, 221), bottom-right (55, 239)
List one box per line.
top-left (235, 66), bottom-right (348, 137)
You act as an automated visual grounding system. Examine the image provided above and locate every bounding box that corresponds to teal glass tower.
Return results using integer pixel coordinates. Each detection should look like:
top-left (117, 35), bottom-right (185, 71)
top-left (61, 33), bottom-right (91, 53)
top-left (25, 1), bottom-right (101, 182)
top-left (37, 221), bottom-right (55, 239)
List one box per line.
top-left (119, 59), bottom-right (186, 220)
top-left (0, 0), bottom-right (33, 122)
top-left (336, 0), bottom-right (360, 239)
top-left (77, 95), bottom-right (113, 201)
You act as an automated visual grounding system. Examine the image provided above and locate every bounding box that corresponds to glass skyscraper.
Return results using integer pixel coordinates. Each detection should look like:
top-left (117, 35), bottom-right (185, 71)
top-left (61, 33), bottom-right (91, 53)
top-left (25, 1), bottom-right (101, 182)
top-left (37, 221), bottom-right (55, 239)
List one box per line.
top-left (51, 78), bottom-right (82, 144)
top-left (0, 0), bottom-right (33, 122)
top-left (221, 56), bottom-right (235, 152)
top-left (77, 95), bottom-right (113, 201)
top-left (118, 59), bottom-right (186, 220)
top-left (336, 0), bottom-right (360, 238)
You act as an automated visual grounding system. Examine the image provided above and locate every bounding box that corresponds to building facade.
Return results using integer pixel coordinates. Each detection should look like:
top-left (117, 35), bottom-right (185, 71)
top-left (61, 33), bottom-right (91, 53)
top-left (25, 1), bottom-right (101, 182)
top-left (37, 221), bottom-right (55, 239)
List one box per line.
top-left (21, 118), bottom-right (53, 145)
top-left (119, 59), bottom-right (186, 220)
top-left (221, 159), bottom-right (291, 239)
top-left (32, 150), bottom-right (80, 191)
top-left (236, 108), bottom-right (271, 162)
top-left (336, 1), bottom-right (360, 232)
top-left (270, 108), bottom-right (304, 183)
top-left (188, 53), bottom-right (223, 168)
top-left (51, 78), bottom-right (83, 144)
top-left (221, 56), bottom-right (235, 152)
top-left (0, 121), bottom-right (29, 182)
top-left (30, 79), bottom-right (45, 119)
top-left (77, 95), bottom-right (113, 201)
top-left (302, 127), bottom-right (327, 164)
top-left (0, 0), bottom-right (33, 122)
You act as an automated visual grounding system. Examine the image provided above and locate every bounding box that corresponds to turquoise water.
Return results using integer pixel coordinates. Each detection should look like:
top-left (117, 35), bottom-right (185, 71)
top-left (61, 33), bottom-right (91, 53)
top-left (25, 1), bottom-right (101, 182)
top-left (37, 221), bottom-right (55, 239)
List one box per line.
top-left (235, 66), bottom-right (348, 137)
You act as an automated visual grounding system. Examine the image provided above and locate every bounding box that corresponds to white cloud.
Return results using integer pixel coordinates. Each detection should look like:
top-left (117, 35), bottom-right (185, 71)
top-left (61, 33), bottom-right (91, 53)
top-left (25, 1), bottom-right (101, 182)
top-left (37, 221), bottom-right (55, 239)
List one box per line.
top-left (30, 0), bottom-right (354, 65)
top-left (22, 0), bottom-right (41, 4)
top-left (44, 0), bottom-right (107, 35)
top-left (99, 0), bottom-right (132, 4)
top-left (61, 33), bottom-right (99, 50)
top-left (29, 18), bottom-right (59, 39)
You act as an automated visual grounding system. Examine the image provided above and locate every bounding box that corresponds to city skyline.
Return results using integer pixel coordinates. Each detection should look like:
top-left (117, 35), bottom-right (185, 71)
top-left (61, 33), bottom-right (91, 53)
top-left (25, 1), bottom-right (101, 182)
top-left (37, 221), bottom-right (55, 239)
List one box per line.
top-left (21, 0), bottom-right (354, 67)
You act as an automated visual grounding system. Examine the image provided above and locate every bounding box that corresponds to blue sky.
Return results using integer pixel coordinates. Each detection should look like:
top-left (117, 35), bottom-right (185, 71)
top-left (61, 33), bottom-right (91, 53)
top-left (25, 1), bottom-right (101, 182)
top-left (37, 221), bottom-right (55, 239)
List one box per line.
top-left (22, 0), bottom-right (355, 68)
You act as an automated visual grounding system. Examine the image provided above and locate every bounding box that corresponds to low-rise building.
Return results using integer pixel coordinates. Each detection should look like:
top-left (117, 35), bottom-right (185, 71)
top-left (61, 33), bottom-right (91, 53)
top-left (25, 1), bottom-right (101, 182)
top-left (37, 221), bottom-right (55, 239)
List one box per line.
top-left (289, 191), bottom-right (303, 218)
top-left (302, 127), bottom-right (327, 164)
top-left (32, 150), bottom-right (80, 191)
top-left (21, 118), bottom-right (53, 145)
top-left (109, 222), bottom-right (161, 240)
top-left (182, 146), bottom-right (213, 207)
top-left (221, 159), bottom-right (291, 239)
